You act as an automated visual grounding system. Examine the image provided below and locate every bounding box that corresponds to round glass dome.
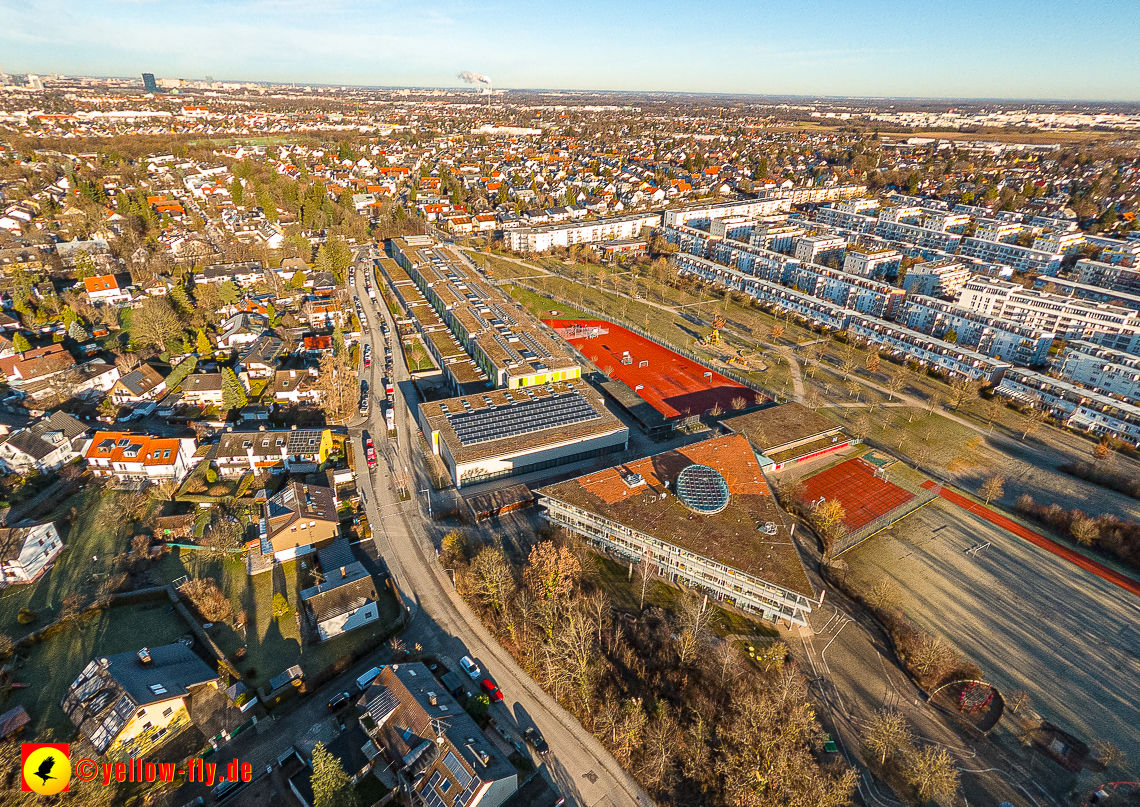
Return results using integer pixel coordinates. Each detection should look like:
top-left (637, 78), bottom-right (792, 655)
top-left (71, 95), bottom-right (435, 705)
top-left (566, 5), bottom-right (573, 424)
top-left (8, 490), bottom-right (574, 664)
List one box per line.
top-left (675, 464), bottom-right (730, 514)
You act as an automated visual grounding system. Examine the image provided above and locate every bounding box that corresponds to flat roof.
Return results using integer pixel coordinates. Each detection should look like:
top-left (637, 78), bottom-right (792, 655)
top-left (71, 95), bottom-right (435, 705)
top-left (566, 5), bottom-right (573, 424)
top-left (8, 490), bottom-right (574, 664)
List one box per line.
top-left (538, 434), bottom-right (813, 598)
top-left (421, 379), bottom-right (626, 465)
top-left (719, 402), bottom-right (844, 454)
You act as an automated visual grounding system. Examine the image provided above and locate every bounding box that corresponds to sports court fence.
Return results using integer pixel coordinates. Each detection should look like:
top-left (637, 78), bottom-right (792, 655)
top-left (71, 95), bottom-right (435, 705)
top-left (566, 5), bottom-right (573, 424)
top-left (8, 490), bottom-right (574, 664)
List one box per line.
top-left (832, 465), bottom-right (939, 555)
top-left (506, 279), bottom-right (786, 405)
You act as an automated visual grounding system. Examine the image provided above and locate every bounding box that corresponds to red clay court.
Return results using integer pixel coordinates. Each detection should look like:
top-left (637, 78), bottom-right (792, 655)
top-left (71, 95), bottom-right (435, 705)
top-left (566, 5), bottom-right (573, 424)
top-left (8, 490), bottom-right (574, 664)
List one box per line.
top-left (545, 319), bottom-right (753, 420)
top-left (801, 457), bottom-right (915, 532)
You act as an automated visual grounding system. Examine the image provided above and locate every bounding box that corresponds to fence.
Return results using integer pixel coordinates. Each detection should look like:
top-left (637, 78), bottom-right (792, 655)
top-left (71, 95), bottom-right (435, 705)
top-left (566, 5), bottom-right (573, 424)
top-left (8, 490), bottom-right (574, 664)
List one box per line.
top-left (832, 464), bottom-right (939, 555)
top-left (506, 279), bottom-right (786, 405)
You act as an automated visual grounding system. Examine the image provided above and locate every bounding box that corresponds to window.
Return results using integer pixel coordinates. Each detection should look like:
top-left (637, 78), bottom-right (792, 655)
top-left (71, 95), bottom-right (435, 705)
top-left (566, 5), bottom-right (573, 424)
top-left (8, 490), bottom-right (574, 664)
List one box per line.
top-left (162, 707), bottom-right (173, 718)
top-left (149, 684), bottom-right (167, 695)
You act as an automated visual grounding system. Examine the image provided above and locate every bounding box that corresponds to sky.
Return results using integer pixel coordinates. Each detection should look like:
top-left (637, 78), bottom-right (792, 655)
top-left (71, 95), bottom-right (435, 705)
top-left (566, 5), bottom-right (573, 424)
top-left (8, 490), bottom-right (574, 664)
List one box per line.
top-left (1, 0), bottom-right (1137, 101)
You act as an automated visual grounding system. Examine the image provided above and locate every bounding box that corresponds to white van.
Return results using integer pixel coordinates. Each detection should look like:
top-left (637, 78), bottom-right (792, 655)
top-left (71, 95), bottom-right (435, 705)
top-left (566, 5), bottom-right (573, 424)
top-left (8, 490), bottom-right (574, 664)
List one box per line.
top-left (356, 666), bottom-right (383, 691)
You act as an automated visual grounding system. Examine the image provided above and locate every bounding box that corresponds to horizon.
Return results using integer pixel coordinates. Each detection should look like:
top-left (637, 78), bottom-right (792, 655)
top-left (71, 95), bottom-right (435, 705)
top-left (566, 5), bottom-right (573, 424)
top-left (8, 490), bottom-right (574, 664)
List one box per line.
top-left (2, 0), bottom-right (1137, 103)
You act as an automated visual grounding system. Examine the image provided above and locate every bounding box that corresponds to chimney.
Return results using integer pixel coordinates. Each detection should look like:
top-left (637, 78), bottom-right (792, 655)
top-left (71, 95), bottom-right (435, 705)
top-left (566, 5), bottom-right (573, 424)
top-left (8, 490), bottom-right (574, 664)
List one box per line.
top-left (259, 424), bottom-right (266, 431)
top-left (290, 369), bottom-right (297, 378)
top-left (291, 424), bottom-right (298, 431)
top-left (340, 566), bottom-right (346, 579)
top-left (428, 691), bottom-right (437, 706)
top-left (137, 647), bottom-right (152, 665)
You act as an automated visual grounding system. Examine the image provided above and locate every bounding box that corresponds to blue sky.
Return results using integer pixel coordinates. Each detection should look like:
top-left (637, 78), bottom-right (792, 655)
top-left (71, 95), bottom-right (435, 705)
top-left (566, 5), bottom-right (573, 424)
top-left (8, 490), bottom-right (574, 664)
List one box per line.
top-left (1, 0), bottom-right (1136, 100)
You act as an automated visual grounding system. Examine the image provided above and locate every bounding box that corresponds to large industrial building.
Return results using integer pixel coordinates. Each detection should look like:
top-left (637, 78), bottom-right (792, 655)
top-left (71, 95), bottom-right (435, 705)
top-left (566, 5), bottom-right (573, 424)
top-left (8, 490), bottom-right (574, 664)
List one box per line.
top-left (418, 378), bottom-right (628, 489)
top-left (537, 434), bottom-right (816, 627)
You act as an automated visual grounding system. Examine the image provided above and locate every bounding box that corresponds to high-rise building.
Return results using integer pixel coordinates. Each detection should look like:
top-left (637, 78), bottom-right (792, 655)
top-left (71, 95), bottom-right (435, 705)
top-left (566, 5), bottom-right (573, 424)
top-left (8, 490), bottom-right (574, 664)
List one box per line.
top-left (141, 72), bottom-right (157, 93)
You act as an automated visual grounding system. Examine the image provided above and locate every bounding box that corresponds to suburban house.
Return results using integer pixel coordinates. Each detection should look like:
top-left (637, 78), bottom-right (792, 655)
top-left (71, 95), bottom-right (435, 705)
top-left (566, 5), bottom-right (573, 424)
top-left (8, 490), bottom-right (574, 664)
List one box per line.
top-left (213, 427), bottom-right (333, 477)
top-left (0, 345), bottom-right (76, 384)
top-left (84, 274), bottom-right (132, 305)
top-left (236, 334), bottom-right (286, 378)
top-left (0, 411), bottom-right (89, 475)
top-left (259, 481), bottom-right (340, 562)
top-left (271, 368), bottom-right (321, 404)
top-left (217, 313), bottom-right (268, 350)
top-left (179, 373), bottom-right (245, 407)
top-left (197, 261), bottom-right (265, 287)
top-left (300, 540), bottom-right (380, 641)
top-left (62, 644), bottom-right (219, 756)
top-left (360, 663), bottom-right (518, 807)
top-left (0, 521), bottom-right (63, 585)
top-left (108, 365), bottom-right (168, 405)
top-left (303, 298), bottom-right (346, 329)
top-left (83, 431), bottom-right (199, 483)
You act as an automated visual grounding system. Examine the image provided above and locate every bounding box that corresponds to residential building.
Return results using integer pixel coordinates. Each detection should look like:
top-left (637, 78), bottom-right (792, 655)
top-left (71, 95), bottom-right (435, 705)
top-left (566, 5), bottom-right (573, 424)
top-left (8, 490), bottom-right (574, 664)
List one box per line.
top-left (1056, 340), bottom-right (1140, 400)
top-left (0, 344), bottom-right (75, 385)
top-left (62, 644), bottom-right (219, 756)
top-left (538, 434), bottom-right (816, 627)
top-left (236, 334), bottom-right (286, 378)
top-left (217, 313), bottom-right (267, 349)
top-left (180, 373), bottom-right (227, 406)
top-left (846, 312), bottom-right (1010, 382)
top-left (360, 663), bottom-right (518, 807)
top-left (109, 364), bottom-right (167, 405)
top-left (900, 258), bottom-right (972, 299)
top-left (418, 380), bottom-right (629, 489)
top-left (213, 427), bottom-right (333, 477)
top-left (958, 234), bottom-right (1063, 276)
top-left (996, 367), bottom-right (1140, 445)
top-left (504, 211), bottom-right (662, 252)
top-left (1072, 260), bottom-right (1140, 297)
top-left (84, 274), bottom-right (132, 305)
top-left (0, 410), bottom-right (88, 475)
top-left (0, 522), bottom-right (63, 585)
top-left (792, 234), bottom-right (847, 265)
top-left (196, 261), bottom-right (265, 287)
top-left (1032, 276), bottom-right (1140, 311)
top-left (260, 481), bottom-right (340, 567)
top-left (300, 541), bottom-right (381, 641)
top-left (956, 278), bottom-right (1140, 354)
top-left (841, 244), bottom-right (902, 279)
top-left (83, 432), bottom-right (198, 483)
top-left (898, 295), bottom-right (1054, 366)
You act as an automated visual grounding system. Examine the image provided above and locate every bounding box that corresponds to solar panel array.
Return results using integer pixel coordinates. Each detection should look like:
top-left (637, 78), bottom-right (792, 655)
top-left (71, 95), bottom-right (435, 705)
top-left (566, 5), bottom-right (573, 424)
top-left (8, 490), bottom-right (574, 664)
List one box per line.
top-left (518, 331), bottom-right (552, 359)
top-left (446, 391), bottom-right (601, 445)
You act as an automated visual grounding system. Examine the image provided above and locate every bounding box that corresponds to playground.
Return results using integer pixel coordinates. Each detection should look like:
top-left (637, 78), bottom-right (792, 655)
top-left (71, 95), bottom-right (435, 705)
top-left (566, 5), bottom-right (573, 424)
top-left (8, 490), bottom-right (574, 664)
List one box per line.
top-left (546, 319), bottom-right (755, 420)
top-left (800, 455), bottom-right (916, 532)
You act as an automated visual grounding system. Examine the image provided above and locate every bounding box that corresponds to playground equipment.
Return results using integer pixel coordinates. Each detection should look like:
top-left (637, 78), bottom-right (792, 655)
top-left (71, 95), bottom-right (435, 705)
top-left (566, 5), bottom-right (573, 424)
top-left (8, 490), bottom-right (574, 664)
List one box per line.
top-left (699, 314), bottom-right (727, 346)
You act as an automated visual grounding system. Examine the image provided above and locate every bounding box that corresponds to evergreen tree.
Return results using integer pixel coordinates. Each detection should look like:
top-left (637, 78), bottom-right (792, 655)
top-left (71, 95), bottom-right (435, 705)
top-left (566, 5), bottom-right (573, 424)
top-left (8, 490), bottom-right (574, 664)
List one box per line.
top-left (219, 280), bottom-right (240, 306)
top-left (311, 742), bottom-right (357, 807)
top-left (221, 368), bottom-right (248, 410)
top-left (230, 178), bottom-right (244, 206)
top-left (168, 284), bottom-right (193, 318)
top-left (196, 329), bottom-right (212, 356)
top-left (290, 270), bottom-right (307, 289)
top-left (12, 332), bottom-right (31, 353)
top-left (266, 303), bottom-right (277, 327)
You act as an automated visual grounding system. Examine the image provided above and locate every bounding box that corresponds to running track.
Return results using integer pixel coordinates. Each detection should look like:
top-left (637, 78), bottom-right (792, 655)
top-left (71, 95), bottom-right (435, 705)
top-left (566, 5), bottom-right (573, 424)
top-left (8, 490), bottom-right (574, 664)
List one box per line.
top-left (921, 481), bottom-right (1140, 599)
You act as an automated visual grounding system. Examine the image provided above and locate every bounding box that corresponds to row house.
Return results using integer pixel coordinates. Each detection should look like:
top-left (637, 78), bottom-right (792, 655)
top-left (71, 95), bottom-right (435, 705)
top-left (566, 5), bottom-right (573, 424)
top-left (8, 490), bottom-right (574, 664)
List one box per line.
top-left (213, 427), bottom-right (333, 477)
top-left (898, 295), bottom-right (1054, 366)
top-left (83, 432), bottom-right (199, 483)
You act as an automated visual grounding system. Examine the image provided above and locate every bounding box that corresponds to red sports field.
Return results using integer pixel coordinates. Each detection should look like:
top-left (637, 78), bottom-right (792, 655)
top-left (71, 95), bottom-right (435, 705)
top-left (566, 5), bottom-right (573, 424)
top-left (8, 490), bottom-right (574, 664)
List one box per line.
top-left (545, 319), bottom-right (754, 420)
top-left (801, 457), bottom-right (915, 531)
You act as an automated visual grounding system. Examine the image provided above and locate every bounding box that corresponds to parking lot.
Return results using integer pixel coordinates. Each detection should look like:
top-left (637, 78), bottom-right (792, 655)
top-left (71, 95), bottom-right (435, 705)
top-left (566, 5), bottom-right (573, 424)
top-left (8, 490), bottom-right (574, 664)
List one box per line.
top-left (844, 498), bottom-right (1140, 762)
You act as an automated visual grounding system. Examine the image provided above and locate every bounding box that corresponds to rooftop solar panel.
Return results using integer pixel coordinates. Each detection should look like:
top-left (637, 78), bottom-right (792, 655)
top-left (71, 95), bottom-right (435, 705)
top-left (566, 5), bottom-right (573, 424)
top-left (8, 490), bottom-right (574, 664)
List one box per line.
top-left (445, 391), bottom-right (601, 446)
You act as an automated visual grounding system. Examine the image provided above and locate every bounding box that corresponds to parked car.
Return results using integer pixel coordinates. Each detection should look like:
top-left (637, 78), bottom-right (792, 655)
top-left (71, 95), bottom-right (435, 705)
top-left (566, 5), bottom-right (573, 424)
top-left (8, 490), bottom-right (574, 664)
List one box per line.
top-left (212, 777), bottom-right (244, 801)
top-left (328, 691), bottom-right (352, 711)
top-left (365, 437), bottom-right (377, 468)
top-left (459, 655), bottom-right (480, 679)
top-left (481, 679), bottom-right (503, 703)
top-left (524, 727), bottom-right (549, 756)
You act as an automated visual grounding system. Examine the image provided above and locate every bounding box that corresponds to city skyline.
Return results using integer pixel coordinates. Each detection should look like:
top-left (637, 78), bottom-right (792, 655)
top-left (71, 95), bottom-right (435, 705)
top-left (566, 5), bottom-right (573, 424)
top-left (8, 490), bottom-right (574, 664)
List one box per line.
top-left (2, 0), bottom-right (1137, 101)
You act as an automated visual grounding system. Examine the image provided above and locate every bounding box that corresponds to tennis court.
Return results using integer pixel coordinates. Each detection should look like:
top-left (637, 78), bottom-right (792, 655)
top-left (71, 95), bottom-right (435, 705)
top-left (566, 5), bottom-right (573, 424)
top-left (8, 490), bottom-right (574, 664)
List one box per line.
top-left (546, 318), bottom-right (754, 419)
top-left (801, 456), bottom-right (915, 531)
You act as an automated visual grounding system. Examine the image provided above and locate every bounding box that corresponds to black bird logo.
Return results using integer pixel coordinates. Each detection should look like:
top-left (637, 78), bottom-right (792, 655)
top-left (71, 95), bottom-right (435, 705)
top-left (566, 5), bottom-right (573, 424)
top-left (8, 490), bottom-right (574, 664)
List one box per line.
top-left (33, 755), bottom-right (56, 785)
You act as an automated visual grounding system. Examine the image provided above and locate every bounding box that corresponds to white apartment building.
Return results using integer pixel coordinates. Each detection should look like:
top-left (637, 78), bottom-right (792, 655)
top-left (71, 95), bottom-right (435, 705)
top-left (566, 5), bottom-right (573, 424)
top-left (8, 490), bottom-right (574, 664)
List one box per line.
top-left (997, 367), bottom-right (1140, 445)
top-left (900, 258), bottom-right (973, 299)
top-left (845, 314), bottom-right (1010, 383)
top-left (793, 234), bottom-right (847, 264)
top-left (958, 235), bottom-right (1063, 276)
top-left (1056, 340), bottom-right (1140, 400)
top-left (956, 278), bottom-right (1140, 354)
top-left (663, 198), bottom-right (793, 228)
top-left (1074, 260), bottom-right (1140, 296)
top-left (899, 295), bottom-right (1054, 366)
top-left (842, 245), bottom-right (902, 279)
top-left (505, 212), bottom-right (663, 252)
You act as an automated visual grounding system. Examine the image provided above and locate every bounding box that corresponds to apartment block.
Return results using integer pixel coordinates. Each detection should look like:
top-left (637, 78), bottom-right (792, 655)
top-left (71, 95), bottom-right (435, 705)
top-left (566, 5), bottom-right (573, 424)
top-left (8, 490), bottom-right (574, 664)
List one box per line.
top-left (958, 235), bottom-right (1063, 276)
top-left (1056, 340), bottom-right (1140, 400)
top-left (505, 211), bottom-right (663, 252)
top-left (845, 314), bottom-right (1010, 383)
top-left (1073, 260), bottom-right (1140, 296)
top-left (899, 295), bottom-right (1053, 366)
top-left (793, 234), bottom-right (847, 265)
top-left (956, 278), bottom-right (1140, 354)
top-left (996, 367), bottom-right (1140, 445)
top-left (842, 244), bottom-right (902, 279)
top-left (900, 258), bottom-right (973, 299)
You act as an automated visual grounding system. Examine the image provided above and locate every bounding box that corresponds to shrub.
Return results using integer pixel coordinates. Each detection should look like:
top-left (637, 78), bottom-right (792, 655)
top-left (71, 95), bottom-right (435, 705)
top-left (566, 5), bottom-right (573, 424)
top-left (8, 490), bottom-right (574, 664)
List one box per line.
top-left (17, 608), bottom-right (36, 625)
top-left (181, 578), bottom-right (234, 623)
top-left (205, 466), bottom-right (219, 484)
top-left (271, 592), bottom-right (291, 618)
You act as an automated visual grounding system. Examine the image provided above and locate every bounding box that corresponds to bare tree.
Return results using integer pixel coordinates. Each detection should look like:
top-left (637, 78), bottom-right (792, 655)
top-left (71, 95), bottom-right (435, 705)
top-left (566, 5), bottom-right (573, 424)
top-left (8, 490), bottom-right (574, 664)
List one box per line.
top-left (865, 350), bottom-right (881, 374)
top-left (731, 395), bottom-right (747, 411)
top-left (469, 546), bottom-right (517, 612)
top-left (674, 591), bottom-right (715, 666)
top-left (863, 708), bottom-right (913, 766)
top-left (635, 553), bottom-right (655, 610)
top-left (1021, 406), bottom-right (1048, 441)
top-left (903, 746), bottom-right (960, 803)
top-left (1071, 516), bottom-right (1099, 547)
top-left (910, 634), bottom-right (958, 683)
top-left (948, 376), bottom-right (982, 410)
top-left (1092, 739), bottom-right (1128, 772)
top-left (980, 474), bottom-right (1005, 505)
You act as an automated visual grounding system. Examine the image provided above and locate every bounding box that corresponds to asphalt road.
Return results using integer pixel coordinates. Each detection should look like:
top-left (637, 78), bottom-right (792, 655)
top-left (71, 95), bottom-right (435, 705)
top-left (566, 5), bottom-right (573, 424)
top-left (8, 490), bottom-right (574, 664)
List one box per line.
top-left (348, 248), bottom-right (653, 807)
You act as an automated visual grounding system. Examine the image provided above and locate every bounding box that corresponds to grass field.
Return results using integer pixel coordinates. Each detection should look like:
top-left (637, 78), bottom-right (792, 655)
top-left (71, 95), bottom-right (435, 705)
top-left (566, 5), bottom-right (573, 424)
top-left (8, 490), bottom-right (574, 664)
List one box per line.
top-left (4, 600), bottom-right (193, 741)
top-left (402, 336), bottom-right (438, 373)
top-left (0, 487), bottom-right (157, 638)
